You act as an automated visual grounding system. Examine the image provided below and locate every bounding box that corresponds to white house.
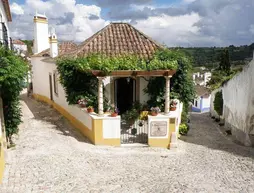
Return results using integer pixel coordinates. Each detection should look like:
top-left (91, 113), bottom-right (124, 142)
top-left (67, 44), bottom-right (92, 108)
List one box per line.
top-left (12, 39), bottom-right (27, 54)
top-left (0, 0), bottom-right (12, 49)
top-left (31, 13), bottom-right (183, 148)
top-left (193, 72), bottom-right (211, 86)
top-left (192, 85), bottom-right (211, 113)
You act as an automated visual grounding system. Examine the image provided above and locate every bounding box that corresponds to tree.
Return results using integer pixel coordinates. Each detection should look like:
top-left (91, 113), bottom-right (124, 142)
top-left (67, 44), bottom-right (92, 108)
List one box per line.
top-left (0, 48), bottom-right (28, 145)
top-left (218, 49), bottom-right (231, 74)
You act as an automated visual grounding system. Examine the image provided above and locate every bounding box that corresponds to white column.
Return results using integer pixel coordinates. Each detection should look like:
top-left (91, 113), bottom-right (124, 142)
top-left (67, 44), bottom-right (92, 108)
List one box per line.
top-left (164, 76), bottom-right (171, 114)
top-left (98, 77), bottom-right (104, 116)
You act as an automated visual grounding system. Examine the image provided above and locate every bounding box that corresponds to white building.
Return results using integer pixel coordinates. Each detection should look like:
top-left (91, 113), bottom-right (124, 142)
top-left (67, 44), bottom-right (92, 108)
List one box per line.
top-left (193, 72), bottom-right (211, 86)
top-left (31, 13), bottom-right (183, 148)
top-left (192, 85), bottom-right (211, 113)
top-left (12, 39), bottom-right (27, 54)
top-left (0, 0), bottom-right (12, 49)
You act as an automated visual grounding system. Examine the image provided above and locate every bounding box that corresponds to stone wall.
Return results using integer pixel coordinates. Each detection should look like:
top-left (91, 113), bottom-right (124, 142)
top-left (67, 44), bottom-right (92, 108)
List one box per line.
top-left (210, 59), bottom-right (254, 146)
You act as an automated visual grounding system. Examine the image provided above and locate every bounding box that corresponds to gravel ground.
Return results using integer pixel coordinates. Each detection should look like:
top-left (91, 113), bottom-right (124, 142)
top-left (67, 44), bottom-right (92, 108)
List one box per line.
top-left (1, 95), bottom-right (254, 193)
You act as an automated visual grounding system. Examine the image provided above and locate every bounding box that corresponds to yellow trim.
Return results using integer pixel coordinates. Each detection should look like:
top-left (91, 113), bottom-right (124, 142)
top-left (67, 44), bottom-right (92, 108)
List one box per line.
top-left (0, 137), bottom-right (5, 183)
top-left (148, 118), bottom-right (176, 148)
top-left (49, 39), bottom-right (58, 43)
top-left (33, 18), bottom-right (48, 24)
top-left (32, 94), bottom-right (120, 146)
top-left (33, 94), bottom-right (94, 143)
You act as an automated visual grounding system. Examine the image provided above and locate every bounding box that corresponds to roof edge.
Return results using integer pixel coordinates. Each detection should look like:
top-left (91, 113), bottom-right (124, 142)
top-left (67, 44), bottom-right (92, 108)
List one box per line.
top-left (2, 0), bottom-right (12, 22)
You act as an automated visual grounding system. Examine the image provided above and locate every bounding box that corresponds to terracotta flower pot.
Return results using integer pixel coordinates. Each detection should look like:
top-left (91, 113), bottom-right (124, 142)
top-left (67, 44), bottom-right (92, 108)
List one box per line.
top-left (151, 111), bottom-right (158, 116)
top-left (79, 104), bottom-right (86, 108)
top-left (170, 107), bottom-right (176, 111)
top-left (111, 112), bottom-right (118, 117)
top-left (87, 108), bottom-right (94, 113)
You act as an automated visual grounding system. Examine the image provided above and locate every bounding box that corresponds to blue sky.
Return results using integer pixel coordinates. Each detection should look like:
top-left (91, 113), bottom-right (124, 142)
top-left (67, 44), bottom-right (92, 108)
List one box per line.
top-left (8, 0), bottom-right (254, 47)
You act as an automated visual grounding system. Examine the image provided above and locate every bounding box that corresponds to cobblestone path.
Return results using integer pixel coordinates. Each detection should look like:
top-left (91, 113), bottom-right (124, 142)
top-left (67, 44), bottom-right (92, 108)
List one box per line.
top-left (1, 95), bottom-right (254, 193)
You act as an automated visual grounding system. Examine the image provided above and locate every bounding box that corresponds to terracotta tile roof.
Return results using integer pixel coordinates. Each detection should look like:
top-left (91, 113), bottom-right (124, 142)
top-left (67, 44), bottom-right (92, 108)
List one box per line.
top-left (33, 41), bottom-right (78, 57)
top-left (62, 22), bottom-right (164, 58)
top-left (12, 39), bottom-right (26, 45)
top-left (195, 85), bottom-right (210, 98)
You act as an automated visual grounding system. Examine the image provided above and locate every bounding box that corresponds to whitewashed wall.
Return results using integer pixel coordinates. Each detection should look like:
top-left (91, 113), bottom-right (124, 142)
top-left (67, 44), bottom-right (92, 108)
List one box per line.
top-left (202, 96), bottom-right (211, 109)
top-left (0, 1), bottom-right (10, 46)
top-left (32, 58), bottom-right (121, 138)
top-left (210, 59), bottom-right (254, 146)
top-left (31, 57), bottom-right (93, 130)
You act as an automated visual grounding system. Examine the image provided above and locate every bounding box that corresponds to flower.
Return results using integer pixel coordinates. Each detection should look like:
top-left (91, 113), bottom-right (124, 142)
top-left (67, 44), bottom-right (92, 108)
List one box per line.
top-left (109, 104), bottom-right (119, 114)
top-left (170, 99), bottom-right (178, 107)
top-left (150, 106), bottom-right (161, 113)
top-left (77, 98), bottom-right (87, 105)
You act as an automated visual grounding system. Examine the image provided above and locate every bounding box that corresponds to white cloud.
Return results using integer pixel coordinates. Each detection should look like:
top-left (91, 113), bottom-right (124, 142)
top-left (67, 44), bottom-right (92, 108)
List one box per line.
top-left (134, 13), bottom-right (201, 46)
top-left (10, 3), bottom-right (24, 15)
top-left (10, 0), bottom-right (107, 42)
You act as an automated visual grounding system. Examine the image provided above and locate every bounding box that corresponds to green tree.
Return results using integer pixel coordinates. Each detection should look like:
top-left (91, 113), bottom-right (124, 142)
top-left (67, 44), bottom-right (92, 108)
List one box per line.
top-left (0, 48), bottom-right (28, 145)
top-left (219, 49), bottom-right (231, 73)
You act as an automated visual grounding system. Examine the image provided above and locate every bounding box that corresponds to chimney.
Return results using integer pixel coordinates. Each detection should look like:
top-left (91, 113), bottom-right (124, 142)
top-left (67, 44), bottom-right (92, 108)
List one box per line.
top-left (33, 12), bottom-right (49, 54)
top-left (49, 28), bottom-right (58, 58)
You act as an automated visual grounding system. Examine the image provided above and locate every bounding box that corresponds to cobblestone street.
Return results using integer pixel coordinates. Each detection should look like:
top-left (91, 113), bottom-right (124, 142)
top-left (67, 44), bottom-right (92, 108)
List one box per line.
top-left (1, 95), bottom-right (254, 193)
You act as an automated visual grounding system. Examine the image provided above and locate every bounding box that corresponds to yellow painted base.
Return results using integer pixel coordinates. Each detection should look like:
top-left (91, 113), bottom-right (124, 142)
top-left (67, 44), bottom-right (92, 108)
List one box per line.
top-left (0, 139), bottom-right (5, 183)
top-left (32, 94), bottom-right (120, 146)
top-left (148, 118), bottom-right (176, 149)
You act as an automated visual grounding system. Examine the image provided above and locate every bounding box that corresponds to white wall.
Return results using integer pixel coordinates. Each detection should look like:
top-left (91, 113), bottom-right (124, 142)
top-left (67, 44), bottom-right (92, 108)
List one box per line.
top-left (32, 57), bottom-right (93, 130)
top-left (32, 58), bottom-right (121, 140)
top-left (0, 1), bottom-right (10, 46)
top-left (210, 60), bottom-right (254, 146)
top-left (202, 96), bottom-right (211, 109)
top-left (13, 44), bottom-right (27, 54)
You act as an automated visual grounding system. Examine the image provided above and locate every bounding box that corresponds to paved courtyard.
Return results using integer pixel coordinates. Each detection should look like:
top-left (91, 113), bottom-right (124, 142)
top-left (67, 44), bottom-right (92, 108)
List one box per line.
top-left (1, 95), bottom-right (254, 193)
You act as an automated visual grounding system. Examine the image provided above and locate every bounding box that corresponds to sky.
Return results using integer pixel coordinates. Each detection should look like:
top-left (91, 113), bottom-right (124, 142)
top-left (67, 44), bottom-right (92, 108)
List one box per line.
top-left (9, 0), bottom-right (254, 47)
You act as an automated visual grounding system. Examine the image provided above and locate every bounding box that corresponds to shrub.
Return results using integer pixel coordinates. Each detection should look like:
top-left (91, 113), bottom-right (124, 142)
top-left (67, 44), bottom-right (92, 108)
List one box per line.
top-left (179, 124), bottom-right (188, 135)
top-left (214, 91), bottom-right (223, 116)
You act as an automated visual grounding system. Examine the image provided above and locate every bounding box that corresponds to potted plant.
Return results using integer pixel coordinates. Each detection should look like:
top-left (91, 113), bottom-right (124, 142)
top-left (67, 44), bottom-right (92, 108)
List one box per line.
top-left (170, 99), bottom-right (178, 111)
top-left (77, 98), bottom-right (87, 108)
top-left (109, 105), bottom-right (119, 117)
top-left (87, 106), bottom-right (94, 113)
top-left (150, 107), bottom-right (161, 116)
top-left (122, 108), bottom-right (139, 125)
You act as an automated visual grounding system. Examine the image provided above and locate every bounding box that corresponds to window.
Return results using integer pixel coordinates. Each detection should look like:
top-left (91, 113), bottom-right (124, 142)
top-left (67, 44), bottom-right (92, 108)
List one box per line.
top-left (53, 71), bottom-right (58, 96)
top-left (195, 100), bottom-right (198, 107)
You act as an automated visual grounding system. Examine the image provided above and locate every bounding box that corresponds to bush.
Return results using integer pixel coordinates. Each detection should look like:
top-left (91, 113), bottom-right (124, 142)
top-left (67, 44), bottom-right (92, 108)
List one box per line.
top-left (214, 91), bottom-right (223, 116)
top-left (179, 124), bottom-right (188, 135)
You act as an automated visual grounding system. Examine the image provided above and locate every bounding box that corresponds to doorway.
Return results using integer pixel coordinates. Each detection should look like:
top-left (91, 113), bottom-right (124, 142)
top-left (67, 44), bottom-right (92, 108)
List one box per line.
top-left (115, 78), bottom-right (136, 114)
top-left (49, 74), bottom-right (53, 101)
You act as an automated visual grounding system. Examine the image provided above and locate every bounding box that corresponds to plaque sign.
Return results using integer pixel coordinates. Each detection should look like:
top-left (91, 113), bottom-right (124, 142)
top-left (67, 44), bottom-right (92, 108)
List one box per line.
top-left (150, 121), bottom-right (167, 137)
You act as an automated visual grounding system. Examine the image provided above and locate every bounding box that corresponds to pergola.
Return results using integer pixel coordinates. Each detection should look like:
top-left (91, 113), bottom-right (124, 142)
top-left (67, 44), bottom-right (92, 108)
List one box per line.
top-left (91, 70), bottom-right (177, 116)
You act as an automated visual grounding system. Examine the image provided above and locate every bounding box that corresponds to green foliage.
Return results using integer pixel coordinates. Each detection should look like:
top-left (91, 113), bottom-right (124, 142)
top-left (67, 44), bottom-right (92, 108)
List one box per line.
top-left (214, 91), bottom-right (223, 116)
top-left (175, 42), bottom-right (254, 68)
top-left (122, 107), bottom-right (140, 123)
top-left (179, 124), bottom-right (188, 135)
top-left (21, 40), bottom-right (33, 55)
top-left (145, 49), bottom-right (195, 120)
top-left (56, 50), bottom-right (178, 112)
top-left (218, 49), bottom-right (231, 74)
top-left (58, 50), bottom-right (178, 74)
top-left (0, 47), bottom-right (28, 141)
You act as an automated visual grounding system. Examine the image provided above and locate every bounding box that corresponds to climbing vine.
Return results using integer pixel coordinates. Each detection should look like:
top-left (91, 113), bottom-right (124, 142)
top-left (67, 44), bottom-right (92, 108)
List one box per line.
top-left (144, 49), bottom-right (195, 123)
top-left (56, 49), bottom-right (179, 111)
top-left (0, 48), bottom-right (28, 145)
